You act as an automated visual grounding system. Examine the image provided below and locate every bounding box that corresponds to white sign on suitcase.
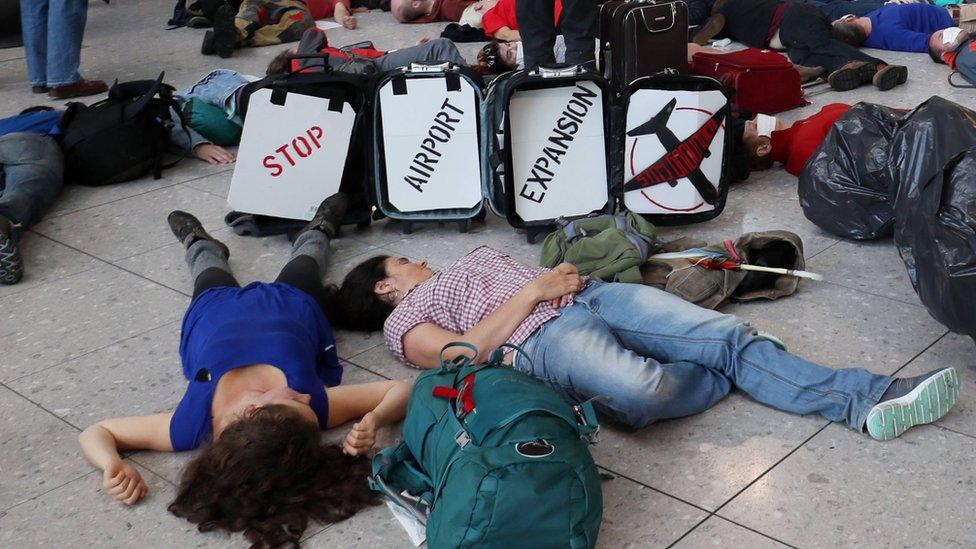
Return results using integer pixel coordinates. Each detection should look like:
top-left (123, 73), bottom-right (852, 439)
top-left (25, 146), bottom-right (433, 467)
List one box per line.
top-left (379, 77), bottom-right (483, 212)
top-left (228, 88), bottom-right (356, 221)
top-left (508, 81), bottom-right (609, 223)
top-left (623, 89), bottom-right (726, 215)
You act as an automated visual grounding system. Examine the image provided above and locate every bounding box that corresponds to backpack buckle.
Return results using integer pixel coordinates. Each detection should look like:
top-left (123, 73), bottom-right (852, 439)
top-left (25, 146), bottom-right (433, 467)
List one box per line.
top-left (455, 430), bottom-right (470, 448)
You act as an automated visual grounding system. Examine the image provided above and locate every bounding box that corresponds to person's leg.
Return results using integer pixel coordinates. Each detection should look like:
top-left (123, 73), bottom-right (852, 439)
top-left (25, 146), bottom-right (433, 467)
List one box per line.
top-left (516, 0), bottom-right (558, 69)
top-left (558, 0), bottom-right (597, 67)
top-left (575, 282), bottom-right (894, 431)
top-left (167, 211), bottom-right (238, 297)
top-left (0, 134), bottom-right (65, 236)
top-left (514, 302), bottom-right (733, 428)
top-left (18, 0), bottom-right (49, 89)
top-left (45, 0), bottom-right (88, 87)
top-left (235, 0), bottom-right (264, 42)
top-left (248, 0), bottom-right (314, 47)
top-left (373, 38), bottom-right (468, 71)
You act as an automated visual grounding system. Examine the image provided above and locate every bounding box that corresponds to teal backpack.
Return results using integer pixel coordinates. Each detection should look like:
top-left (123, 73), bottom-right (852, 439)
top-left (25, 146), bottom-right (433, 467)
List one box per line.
top-left (370, 343), bottom-right (604, 549)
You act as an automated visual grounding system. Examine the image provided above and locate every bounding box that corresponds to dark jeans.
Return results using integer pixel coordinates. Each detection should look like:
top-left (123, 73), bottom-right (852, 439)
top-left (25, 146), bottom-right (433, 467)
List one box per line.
top-left (189, 229), bottom-right (337, 317)
top-left (516, 0), bottom-right (597, 69)
top-left (0, 132), bottom-right (64, 239)
top-left (779, 2), bottom-right (883, 73)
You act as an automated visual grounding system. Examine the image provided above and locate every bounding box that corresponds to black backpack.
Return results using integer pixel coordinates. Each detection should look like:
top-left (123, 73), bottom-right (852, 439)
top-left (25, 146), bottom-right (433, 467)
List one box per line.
top-left (60, 73), bottom-right (186, 187)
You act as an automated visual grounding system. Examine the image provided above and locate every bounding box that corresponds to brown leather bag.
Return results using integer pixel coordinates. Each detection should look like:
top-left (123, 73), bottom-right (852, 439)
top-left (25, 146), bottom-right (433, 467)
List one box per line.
top-left (600, 0), bottom-right (689, 93)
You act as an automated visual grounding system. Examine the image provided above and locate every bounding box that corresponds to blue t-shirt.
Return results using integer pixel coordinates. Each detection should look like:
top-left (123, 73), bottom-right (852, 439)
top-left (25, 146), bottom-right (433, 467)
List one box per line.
top-left (0, 110), bottom-right (62, 138)
top-left (170, 282), bottom-right (342, 451)
top-left (864, 4), bottom-right (953, 53)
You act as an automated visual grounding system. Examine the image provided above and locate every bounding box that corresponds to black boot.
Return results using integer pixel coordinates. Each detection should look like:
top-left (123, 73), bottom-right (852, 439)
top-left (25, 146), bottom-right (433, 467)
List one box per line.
top-left (212, 4), bottom-right (237, 59)
top-left (167, 211), bottom-right (230, 258)
top-left (294, 193), bottom-right (350, 240)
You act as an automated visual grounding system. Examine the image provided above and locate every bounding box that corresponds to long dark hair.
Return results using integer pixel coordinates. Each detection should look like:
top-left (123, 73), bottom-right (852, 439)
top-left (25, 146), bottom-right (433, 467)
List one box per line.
top-left (330, 255), bottom-right (395, 332)
top-left (168, 405), bottom-right (379, 548)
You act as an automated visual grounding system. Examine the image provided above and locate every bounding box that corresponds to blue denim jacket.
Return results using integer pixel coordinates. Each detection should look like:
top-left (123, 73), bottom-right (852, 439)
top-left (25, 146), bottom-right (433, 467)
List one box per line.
top-left (170, 69), bottom-right (253, 155)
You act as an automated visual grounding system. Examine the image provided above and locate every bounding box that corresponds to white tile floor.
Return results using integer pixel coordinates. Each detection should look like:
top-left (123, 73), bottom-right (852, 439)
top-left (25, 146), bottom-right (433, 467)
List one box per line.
top-left (1, 2), bottom-right (974, 547)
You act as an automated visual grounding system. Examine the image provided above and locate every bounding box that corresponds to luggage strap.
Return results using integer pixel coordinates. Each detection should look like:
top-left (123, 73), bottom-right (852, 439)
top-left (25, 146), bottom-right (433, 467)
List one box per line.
top-left (432, 372), bottom-right (477, 417)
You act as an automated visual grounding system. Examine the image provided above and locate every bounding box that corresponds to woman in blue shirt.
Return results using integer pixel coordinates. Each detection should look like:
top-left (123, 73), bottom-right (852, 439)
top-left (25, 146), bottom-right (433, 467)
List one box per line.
top-left (78, 193), bottom-right (411, 548)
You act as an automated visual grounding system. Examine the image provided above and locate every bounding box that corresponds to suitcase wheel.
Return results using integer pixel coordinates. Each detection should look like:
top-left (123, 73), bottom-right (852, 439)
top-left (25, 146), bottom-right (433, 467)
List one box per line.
top-left (400, 221), bottom-right (414, 235)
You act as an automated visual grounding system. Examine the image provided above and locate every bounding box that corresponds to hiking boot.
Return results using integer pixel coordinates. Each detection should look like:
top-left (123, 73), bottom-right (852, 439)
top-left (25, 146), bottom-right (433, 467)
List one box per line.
top-left (826, 61), bottom-right (876, 91)
top-left (0, 217), bottom-right (23, 285)
top-left (866, 368), bottom-right (960, 441)
top-left (187, 15), bottom-right (212, 28)
top-left (201, 30), bottom-right (217, 55)
top-left (48, 79), bottom-right (108, 100)
top-left (167, 211), bottom-right (230, 258)
top-left (295, 193), bottom-right (350, 240)
top-left (212, 3), bottom-right (237, 59)
top-left (31, 85), bottom-right (49, 94)
top-left (873, 64), bottom-right (908, 91)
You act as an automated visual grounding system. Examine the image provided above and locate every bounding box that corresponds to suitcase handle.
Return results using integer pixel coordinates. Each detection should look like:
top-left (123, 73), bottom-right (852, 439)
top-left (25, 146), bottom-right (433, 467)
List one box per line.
top-left (630, 3), bottom-right (677, 33)
top-left (408, 61), bottom-right (455, 73)
top-left (535, 65), bottom-right (583, 78)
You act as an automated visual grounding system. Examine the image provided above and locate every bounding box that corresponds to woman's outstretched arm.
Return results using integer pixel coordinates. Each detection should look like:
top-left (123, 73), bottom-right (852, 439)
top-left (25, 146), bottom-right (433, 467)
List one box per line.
top-left (78, 412), bottom-right (173, 505)
top-left (326, 380), bottom-right (413, 455)
top-left (402, 264), bottom-right (583, 368)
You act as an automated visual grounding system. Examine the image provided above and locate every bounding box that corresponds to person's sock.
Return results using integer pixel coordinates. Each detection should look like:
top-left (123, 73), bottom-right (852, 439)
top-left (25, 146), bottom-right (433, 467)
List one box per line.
top-left (865, 368), bottom-right (960, 441)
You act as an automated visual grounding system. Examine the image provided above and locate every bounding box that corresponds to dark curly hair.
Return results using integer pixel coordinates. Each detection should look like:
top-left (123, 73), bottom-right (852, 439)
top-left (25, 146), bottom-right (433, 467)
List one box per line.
top-left (168, 405), bottom-right (379, 548)
top-left (267, 49), bottom-right (296, 76)
top-left (329, 255), bottom-right (395, 332)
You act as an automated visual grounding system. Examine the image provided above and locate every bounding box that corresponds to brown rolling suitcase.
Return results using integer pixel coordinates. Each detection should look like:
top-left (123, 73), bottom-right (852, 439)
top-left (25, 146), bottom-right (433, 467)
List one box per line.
top-left (600, 0), bottom-right (689, 93)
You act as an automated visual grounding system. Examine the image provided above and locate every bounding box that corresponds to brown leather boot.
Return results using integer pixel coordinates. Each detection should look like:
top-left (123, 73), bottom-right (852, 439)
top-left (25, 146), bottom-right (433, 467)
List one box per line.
top-left (826, 61), bottom-right (876, 91)
top-left (794, 64), bottom-right (825, 84)
top-left (873, 64), bottom-right (908, 91)
top-left (48, 79), bottom-right (108, 100)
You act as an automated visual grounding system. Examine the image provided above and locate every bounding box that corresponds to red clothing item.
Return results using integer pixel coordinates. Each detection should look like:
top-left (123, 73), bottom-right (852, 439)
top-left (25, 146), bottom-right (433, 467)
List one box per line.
top-left (770, 103), bottom-right (851, 176)
top-left (481, 0), bottom-right (562, 38)
top-left (412, 0), bottom-right (476, 23)
top-left (306, 0), bottom-right (350, 19)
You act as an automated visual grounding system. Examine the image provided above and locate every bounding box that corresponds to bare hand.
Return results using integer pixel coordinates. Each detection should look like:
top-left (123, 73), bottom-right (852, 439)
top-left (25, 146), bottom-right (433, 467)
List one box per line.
top-left (340, 14), bottom-right (358, 29)
top-left (531, 263), bottom-right (582, 304)
top-left (103, 461), bottom-right (148, 505)
top-left (343, 412), bottom-right (378, 456)
top-left (418, 37), bottom-right (430, 44)
top-left (352, 6), bottom-right (370, 12)
top-left (193, 143), bottom-right (236, 165)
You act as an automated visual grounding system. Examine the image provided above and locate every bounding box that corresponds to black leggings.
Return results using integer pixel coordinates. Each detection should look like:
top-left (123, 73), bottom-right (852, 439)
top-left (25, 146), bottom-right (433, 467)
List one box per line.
top-left (193, 255), bottom-right (337, 316)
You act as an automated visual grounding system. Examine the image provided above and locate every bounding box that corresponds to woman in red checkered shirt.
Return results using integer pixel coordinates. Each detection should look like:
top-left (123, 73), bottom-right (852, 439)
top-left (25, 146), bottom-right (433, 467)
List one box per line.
top-left (334, 246), bottom-right (959, 442)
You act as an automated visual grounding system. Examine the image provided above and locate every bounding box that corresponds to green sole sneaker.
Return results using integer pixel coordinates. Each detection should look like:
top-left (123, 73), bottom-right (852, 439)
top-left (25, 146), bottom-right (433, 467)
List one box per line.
top-left (866, 368), bottom-right (959, 441)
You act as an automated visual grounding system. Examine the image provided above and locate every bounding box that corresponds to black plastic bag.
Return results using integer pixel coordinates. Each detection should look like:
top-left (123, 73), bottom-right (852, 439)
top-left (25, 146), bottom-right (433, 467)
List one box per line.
top-left (798, 102), bottom-right (902, 240)
top-left (892, 98), bottom-right (976, 342)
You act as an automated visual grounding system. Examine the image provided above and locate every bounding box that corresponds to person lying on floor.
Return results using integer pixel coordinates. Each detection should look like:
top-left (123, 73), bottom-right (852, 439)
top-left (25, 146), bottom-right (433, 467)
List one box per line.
top-left (391, 0), bottom-right (476, 23)
top-left (332, 246), bottom-right (960, 442)
top-left (929, 27), bottom-right (976, 85)
top-left (200, 0), bottom-right (314, 59)
top-left (0, 105), bottom-right (231, 285)
top-left (741, 103), bottom-right (853, 175)
top-left (478, 0), bottom-right (560, 42)
top-left (694, 0), bottom-right (909, 92)
top-left (78, 193), bottom-right (411, 547)
top-left (266, 27), bottom-right (467, 75)
top-left (831, 3), bottom-right (954, 52)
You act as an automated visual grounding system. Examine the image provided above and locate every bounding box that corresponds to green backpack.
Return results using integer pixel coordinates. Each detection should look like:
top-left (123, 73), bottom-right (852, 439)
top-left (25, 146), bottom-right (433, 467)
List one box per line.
top-left (370, 343), bottom-right (603, 549)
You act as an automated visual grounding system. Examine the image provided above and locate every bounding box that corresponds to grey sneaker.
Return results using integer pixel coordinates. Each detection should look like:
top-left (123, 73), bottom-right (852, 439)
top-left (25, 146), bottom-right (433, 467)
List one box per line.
top-left (0, 217), bottom-right (23, 285)
top-left (866, 368), bottom-right (960, 441)
top-left (167, 211), bottom-right (230, 258)
top-left (295, 193), bottom-right (350, 240)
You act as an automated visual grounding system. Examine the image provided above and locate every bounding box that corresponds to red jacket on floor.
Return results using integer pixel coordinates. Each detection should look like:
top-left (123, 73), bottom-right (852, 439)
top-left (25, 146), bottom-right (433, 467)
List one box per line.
top-left (481, 0), bottom-right (562, 37)
top-left (770, 103), bottom-right (851, 176)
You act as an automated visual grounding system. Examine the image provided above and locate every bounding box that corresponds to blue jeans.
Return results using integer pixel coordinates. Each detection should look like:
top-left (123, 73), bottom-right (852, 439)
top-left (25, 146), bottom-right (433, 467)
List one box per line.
top-left (179, 69), bottom-right (251, 113)
top-left (19, 0), bottom-right (89, 87)
top-left (0, 133), bottom-right (64, 239)
top-left (514, 281), bottom-right (893, 431)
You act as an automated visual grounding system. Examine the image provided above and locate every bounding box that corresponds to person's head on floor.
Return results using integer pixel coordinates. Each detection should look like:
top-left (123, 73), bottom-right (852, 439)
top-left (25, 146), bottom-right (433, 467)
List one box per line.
top-left (742, 117), bottom-right (775, 172)
top-left (928, 27), bottom-right (970, 64)
top-left (333, 255), bottom-right (435, 331)
top-left (391, 0), bottom-right (433, 22)
top-left (476, 40), bottom-right (519, 74)
top-left (831, 15), bottom-right (869, 47)
top-left (168, 403), bottom-right (378, 547)
top-left (459, 0), bottom-right (499, 28)
top-left (267, 48), bottom-right (297, 75)
top-left (19, 105), bottom-right (56, 115)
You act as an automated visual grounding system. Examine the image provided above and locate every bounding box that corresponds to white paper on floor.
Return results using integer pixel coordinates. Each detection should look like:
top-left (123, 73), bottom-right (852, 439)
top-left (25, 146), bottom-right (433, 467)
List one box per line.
top-left (385, 499), bottom-right (426, 546)
top-left (315, 20), bottom-right (342, 30)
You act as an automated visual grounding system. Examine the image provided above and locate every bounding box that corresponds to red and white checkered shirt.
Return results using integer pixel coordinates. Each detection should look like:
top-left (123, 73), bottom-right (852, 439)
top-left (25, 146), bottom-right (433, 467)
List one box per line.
top-left (383, 246), bottom-right (574, 366)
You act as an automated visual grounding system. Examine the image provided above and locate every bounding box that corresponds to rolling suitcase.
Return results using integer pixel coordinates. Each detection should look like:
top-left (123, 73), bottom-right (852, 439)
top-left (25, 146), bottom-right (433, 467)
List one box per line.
top-left (601, 0), bottom-right (689, 94)
top-left (690, 48), bottom-right (807, 114)
top-left (617, 74), bottom-right (732, 225)
top-left (228, 55), bottom-right (373, 228)
top-left (484, 65), bottom-right (614, 242)
top-left (372, 61), bottom-right (486, 234)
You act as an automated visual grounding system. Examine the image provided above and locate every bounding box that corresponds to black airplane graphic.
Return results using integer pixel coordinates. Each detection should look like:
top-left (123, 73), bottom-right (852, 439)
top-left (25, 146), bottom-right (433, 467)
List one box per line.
top-left (625, 97), bottom-right (728, 205)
